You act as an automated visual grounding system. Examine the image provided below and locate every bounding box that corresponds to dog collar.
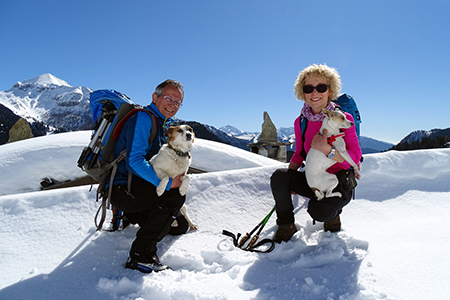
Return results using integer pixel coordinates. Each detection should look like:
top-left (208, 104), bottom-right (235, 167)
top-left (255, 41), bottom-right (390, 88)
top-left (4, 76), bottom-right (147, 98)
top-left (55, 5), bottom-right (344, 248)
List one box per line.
top-left (168, 145), bottom-right (191, 158)
top-left (327, 133), bottom-right (346, 145)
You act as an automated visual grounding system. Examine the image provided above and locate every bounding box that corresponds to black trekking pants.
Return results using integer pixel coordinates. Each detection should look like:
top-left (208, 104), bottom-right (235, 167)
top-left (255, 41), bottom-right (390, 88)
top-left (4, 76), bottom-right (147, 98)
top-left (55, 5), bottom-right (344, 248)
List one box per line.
top-left (110, 178), bottom-right (187, 254)
top-left (270, 168), bottom-right (352, 225)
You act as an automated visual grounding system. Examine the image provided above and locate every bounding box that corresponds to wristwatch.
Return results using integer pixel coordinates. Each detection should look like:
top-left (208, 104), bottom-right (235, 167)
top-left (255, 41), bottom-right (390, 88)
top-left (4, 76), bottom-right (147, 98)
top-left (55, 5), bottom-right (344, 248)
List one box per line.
top-left (327, 146), bottom-right (335, 159)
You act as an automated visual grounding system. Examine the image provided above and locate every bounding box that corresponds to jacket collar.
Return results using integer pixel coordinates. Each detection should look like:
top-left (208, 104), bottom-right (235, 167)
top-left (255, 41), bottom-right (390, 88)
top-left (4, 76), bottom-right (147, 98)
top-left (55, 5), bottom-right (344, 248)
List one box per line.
top-left (147, 103), bottom-right (174, 127)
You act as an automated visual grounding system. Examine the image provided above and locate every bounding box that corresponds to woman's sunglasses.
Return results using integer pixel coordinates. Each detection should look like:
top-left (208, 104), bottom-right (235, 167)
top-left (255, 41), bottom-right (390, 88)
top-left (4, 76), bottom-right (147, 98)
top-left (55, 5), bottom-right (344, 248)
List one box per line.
top-left (303, 84), bottom-right (328, 94)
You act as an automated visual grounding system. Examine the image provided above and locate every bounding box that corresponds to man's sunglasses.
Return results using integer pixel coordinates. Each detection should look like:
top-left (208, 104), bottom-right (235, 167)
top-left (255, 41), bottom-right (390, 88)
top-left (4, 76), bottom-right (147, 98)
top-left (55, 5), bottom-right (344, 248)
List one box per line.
top-left (303, 84), bottom-right (328, 94)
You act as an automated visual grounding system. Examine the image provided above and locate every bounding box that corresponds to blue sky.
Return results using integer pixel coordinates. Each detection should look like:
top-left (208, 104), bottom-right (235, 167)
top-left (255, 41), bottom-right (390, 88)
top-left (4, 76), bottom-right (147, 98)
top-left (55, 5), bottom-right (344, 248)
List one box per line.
top-left (1, 0), bottom-right (449, 144)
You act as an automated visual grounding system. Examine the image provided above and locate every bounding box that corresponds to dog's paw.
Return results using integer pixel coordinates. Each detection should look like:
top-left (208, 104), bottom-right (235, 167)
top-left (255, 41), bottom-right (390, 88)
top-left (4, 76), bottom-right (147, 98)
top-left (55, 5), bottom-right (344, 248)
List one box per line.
top-left (189, 223), bottom-right (199, 231)
top-left (179, 178), bottom-right (190, 196)
top-left (179, 187), bottom-right (188, 196)
top-left (314, 189), bottom-right (324, 201)
top-left (156, 186), bottom-right (165, 197)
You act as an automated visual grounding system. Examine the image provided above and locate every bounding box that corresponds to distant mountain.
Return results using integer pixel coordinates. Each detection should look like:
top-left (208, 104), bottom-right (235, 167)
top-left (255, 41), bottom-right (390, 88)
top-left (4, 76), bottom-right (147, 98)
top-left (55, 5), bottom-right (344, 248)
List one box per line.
top-left (219, 125), bottom-right (259, 142)
top-left (360, 136), bottom-right (394, 153)
top-left (0, 73), bottom-right (93, 138)
top-left (173, 121), bottom-right (251, 150)
top-left (399, 128), bottom-right (450, 144)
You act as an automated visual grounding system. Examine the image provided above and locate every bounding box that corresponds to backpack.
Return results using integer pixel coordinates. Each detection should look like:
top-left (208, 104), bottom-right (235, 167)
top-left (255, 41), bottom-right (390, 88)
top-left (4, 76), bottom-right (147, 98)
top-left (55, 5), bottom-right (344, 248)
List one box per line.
top-left (77, 89), bottom-right (158, 230)
top-left (299, 93), bottom-right (362, 160)
top-left (333, 93), bottom-right (361, 144)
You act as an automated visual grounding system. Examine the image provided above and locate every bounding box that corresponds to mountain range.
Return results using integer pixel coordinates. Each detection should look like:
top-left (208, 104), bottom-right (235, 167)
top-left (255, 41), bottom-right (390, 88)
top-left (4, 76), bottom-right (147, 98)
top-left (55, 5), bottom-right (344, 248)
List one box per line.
top-left (0, 73), bottom-right (424, 153)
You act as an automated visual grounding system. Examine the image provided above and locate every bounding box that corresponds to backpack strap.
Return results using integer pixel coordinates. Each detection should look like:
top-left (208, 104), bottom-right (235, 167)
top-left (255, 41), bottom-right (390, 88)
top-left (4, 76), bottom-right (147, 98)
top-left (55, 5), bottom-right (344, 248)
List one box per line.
top-left (299, 115), bottom-right (308, 160)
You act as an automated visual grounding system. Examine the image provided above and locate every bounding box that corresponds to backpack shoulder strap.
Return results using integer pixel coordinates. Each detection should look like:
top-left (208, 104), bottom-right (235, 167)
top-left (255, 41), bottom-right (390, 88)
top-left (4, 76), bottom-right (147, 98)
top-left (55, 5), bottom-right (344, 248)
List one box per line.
top-left (299, 115), bottom-right (308, 160)
top-left (113, 108), bottom-right (157, 145)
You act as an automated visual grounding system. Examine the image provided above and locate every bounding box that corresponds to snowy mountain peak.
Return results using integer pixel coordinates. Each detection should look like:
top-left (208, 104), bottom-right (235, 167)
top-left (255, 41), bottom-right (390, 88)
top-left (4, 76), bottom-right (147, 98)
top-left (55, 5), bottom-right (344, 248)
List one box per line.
top-left (12, 73), bottom-right (71, 90)
top-left (1, 74), bottom-right (93, 134)
top-left (219, 125), bottom-right (245, 135)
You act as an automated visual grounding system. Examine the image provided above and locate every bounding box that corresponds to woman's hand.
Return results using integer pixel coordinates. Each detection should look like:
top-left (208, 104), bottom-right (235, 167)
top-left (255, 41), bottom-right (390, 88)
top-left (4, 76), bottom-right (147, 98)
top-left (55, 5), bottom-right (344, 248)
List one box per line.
top-left (311, 128), bottom-right (332, 155)
top-left (311, 129), bottom-right (345, 163)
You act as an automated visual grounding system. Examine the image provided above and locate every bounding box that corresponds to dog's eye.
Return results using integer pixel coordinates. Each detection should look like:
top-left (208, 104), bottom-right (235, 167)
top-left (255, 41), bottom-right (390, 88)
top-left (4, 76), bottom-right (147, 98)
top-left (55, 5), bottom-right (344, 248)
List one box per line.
top-left (178, 129), bottom-right (183, 133)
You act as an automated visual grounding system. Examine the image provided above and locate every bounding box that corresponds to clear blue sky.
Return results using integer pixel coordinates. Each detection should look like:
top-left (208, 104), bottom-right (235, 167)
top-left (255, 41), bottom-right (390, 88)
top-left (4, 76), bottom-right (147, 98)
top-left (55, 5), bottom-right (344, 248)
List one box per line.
top-left (1, 0), bottom-right (449, 144)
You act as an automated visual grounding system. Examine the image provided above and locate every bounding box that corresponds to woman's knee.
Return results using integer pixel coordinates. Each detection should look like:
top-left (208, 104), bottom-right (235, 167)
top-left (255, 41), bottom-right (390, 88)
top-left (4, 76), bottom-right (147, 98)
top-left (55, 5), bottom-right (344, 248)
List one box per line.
top-left (270, 168), bottom-right (289, 187)
top-left (307, 201), bottom-right (339, 222)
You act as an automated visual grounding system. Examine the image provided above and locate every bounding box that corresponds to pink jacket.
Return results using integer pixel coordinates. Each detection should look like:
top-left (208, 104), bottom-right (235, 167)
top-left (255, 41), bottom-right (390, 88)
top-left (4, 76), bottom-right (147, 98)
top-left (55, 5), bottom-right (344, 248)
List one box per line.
top-left (290, 112), bottom-right (362, 174)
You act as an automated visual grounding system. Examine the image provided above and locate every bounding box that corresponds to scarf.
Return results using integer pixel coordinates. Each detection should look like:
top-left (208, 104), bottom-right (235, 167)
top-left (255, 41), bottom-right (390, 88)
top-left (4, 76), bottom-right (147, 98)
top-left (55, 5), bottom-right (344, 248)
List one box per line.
top-left (300, 102), bottom-right (337, 122)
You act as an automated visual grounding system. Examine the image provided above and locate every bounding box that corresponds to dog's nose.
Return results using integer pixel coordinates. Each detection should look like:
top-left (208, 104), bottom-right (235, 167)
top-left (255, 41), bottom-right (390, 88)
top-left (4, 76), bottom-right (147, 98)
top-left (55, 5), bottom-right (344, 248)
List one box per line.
top-left (186, 133), bottom-right (192, 140)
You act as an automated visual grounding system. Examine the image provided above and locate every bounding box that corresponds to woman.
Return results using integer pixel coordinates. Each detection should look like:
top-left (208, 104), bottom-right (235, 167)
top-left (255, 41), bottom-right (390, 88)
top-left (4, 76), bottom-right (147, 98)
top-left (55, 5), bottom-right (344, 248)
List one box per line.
top-left (271, 64), bottom-right (362, 242)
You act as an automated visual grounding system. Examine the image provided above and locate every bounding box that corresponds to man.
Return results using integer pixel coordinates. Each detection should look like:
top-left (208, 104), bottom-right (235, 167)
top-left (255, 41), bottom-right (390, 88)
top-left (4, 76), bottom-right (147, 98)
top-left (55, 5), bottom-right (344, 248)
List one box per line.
top-left (110, 79), bottom-right (189, 273)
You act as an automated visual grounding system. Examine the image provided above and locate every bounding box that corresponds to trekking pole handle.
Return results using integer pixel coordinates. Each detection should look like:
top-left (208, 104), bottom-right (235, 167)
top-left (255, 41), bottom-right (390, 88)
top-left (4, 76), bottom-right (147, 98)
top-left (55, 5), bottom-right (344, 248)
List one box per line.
top-left (247, 235), bottom-right (260, 249)
top-left (238, 232), bottom-right (251, 248)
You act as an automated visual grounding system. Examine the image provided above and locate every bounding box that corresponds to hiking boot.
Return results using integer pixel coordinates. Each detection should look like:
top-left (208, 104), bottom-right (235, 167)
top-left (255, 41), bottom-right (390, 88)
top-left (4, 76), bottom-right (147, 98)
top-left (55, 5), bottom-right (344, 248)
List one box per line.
top-left (324, 215), bottom-right (341, 232)
top-left (273, 223), bottom-right (297, 243)
top-left (125, 254), bottom-right (171, 273)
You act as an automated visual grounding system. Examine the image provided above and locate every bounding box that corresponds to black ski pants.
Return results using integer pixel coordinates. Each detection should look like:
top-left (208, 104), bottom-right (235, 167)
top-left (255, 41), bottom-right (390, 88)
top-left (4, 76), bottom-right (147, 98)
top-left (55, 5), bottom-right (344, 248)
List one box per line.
top-left (110, 178), bottom-right (187, 255)
top-left (270, 168), bottom-right (352, 225)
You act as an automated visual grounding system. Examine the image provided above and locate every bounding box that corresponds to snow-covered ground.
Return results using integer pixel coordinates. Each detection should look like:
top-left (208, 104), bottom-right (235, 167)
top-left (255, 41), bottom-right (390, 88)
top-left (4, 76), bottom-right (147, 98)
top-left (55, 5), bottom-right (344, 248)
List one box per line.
top-left (0, 132), bottom-right (449, 300)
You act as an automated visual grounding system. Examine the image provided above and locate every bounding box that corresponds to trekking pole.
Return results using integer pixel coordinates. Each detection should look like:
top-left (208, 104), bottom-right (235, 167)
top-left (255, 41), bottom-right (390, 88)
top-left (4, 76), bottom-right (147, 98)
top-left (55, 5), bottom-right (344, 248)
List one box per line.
top-left (238, 205), bottom-right (275, 249)
top-left (245, 206), bottom-right (275, 249)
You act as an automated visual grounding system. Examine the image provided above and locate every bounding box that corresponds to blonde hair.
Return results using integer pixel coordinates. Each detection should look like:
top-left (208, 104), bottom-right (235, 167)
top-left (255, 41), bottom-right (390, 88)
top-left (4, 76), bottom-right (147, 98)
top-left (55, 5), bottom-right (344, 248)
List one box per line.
top-left (294, 64), bottom-right (342, 102)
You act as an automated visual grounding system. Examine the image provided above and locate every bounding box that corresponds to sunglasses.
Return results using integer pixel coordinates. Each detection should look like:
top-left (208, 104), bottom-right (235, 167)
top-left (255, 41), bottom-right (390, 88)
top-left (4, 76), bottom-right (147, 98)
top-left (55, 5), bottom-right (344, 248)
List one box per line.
top-left (303, 84), bottom-right (328, 94)
top-left (157, 94), bottom-right (183, 107)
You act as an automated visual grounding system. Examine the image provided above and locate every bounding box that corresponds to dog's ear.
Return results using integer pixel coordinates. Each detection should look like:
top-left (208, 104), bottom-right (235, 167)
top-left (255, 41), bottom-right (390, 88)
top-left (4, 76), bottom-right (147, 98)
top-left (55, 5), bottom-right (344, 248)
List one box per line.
top-left (322, 109), bottom-right (332, 118)
top-left (165, 126), bottom-right (175, 137)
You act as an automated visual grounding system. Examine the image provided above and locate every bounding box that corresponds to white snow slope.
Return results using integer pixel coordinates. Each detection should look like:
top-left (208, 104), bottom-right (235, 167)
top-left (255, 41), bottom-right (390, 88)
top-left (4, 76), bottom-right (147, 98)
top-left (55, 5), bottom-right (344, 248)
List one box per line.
top-left (0, 132), bottom-right (449, 300)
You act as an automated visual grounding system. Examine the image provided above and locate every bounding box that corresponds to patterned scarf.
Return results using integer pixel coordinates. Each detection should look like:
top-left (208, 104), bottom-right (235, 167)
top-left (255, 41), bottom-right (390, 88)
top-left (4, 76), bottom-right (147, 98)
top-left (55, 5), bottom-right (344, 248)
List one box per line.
top-left (300, 102), bottom-right (337, 122)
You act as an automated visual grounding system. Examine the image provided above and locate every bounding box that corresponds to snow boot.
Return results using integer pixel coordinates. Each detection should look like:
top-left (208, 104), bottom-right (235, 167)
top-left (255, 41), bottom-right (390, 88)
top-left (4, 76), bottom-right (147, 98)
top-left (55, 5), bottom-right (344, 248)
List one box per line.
top-left (125, 239), bottom-right (170, 273)
top-left (324, 215), bottom-right (341, 232)
top-left (125, 254), bottom-right (170, 273)
top-left (273, 223), bottom-right (297, 243)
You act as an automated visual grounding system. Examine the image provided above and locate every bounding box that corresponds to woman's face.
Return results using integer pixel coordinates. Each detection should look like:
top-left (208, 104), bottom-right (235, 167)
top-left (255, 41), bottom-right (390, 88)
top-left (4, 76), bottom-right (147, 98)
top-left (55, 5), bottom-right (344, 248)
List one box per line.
top-left (304, 75), bottom-right (330, 114)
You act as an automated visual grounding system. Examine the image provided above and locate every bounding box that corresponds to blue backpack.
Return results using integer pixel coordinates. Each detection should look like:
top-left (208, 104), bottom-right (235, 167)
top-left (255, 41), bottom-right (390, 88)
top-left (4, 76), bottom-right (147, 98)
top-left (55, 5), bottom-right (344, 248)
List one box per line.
top-left (299, 93), bottom-right (362, 160)
top-left (333, 93), bottom-right (361, 143)
top-left (77, 90), bottom-right (157, 230)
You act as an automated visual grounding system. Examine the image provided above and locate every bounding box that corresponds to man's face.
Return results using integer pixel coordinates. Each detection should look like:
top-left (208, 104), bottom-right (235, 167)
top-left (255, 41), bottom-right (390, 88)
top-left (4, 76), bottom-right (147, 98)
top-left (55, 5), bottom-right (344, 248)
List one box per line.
top-left (152, 85), bottom-right (183, 118)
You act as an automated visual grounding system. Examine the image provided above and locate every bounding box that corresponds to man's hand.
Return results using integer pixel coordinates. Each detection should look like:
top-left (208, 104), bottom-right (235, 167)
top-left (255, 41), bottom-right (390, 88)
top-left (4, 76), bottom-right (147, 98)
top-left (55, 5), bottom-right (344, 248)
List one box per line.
top-left (170, 173), bottom-right (184, 189)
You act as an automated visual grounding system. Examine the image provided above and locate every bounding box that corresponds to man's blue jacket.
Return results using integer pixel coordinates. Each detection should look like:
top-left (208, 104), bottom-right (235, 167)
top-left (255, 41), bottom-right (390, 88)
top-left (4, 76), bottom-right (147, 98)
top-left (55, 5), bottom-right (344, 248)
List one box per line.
top-left (111, 103), bottom-right (174, 189)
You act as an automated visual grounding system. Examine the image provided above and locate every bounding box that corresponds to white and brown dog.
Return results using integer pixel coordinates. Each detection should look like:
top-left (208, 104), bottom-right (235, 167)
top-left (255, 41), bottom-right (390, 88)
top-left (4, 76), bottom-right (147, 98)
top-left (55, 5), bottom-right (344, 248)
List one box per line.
top-left (150, 124), bottom-right (198, 230)
top-left (150, 124), bottom-right (194, 197)
top-left (305, 109), bottom-right (361, 200)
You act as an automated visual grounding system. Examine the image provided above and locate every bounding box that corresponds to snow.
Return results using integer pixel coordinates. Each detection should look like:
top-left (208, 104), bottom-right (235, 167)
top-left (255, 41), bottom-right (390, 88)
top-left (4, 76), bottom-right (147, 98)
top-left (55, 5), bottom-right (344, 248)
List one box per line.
top-left (1, 132), bottom-right (449, 300)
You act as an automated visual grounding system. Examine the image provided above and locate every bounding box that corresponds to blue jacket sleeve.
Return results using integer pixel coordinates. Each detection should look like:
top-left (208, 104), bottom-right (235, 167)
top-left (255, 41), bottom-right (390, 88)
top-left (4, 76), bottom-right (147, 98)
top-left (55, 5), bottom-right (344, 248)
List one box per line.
top-left (125, 111), bottom-right (172, 190)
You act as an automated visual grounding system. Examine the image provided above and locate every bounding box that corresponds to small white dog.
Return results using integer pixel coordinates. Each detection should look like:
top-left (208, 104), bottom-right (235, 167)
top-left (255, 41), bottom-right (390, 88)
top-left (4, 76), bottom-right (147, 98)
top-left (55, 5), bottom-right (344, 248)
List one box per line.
top-left (305, 109), bottom-right (361, 200)
top-left (150, 124), bottom-right (194, 197)
top-left (150, 124), bottom-right (198, 230)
